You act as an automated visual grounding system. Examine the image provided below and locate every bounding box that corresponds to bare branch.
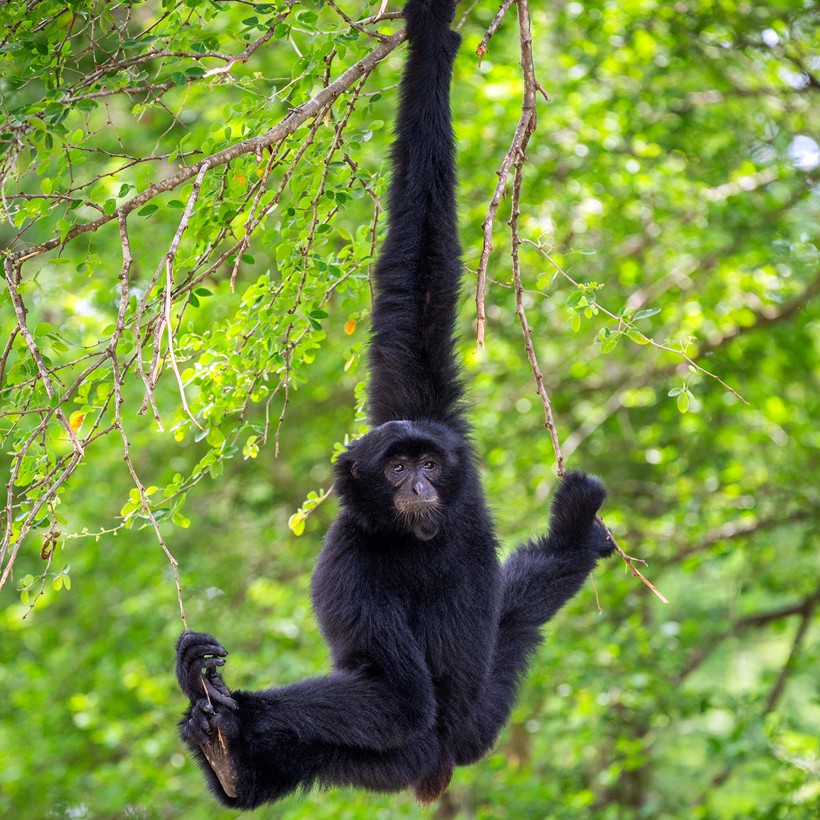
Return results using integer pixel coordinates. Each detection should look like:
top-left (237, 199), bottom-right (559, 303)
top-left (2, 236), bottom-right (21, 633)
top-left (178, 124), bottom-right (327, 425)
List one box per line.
top-left (476, 0), bottom-right (516, 61)
top-left (496, 0), bottom-right (666, 603)
top-left (475, 0), bottom-right (537, 348)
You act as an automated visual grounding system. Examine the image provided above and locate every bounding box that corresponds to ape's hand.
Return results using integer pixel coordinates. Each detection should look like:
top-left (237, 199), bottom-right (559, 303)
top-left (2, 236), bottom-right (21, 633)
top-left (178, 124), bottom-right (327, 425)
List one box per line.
top-left (548, 471), bottom-right (615, 560)
top-left (406, 0), bottom-right (457, 26)
top-left (176, 631), bottom-right (238, 744)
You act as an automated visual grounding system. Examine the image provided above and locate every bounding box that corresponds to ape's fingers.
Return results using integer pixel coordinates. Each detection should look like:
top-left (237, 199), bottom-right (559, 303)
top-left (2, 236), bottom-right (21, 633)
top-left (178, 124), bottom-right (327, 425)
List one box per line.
top-left (176, 632), bottom-right (230, 700)
top-left (200, 656), bottom-right (226, 672)
top-left (181, 641), bottom-right (228, 667)
top-left (180, 699), bottom-right (216, 746)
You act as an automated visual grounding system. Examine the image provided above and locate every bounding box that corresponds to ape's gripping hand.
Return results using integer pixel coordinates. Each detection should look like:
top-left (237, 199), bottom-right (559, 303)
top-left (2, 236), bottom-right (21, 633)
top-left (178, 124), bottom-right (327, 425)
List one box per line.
top-left (176, 632), bottom-right (236, 717)
top-left (547, 470), bottom-right (615, 561)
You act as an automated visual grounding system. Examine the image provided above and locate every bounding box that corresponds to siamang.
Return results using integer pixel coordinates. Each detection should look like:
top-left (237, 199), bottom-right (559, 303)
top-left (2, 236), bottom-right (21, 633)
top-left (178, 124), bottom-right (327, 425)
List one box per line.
top-left (176, 0), bottom-right (614, 808)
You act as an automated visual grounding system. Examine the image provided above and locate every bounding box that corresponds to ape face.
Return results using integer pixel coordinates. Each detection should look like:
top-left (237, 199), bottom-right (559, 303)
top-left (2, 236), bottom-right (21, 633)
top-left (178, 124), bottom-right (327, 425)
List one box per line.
top-left (384, 451), bottom-right (442, 541)
top-left (334, 420), bottom-right (465, 541)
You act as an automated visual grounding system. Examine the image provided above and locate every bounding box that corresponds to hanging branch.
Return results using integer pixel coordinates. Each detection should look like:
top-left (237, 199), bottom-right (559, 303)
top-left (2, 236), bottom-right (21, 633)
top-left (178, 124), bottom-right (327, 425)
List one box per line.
top-left (0, 18), bottom-right (410, 596)
top-left (159, 162), bottom-right (212, 432)
top-left (496, 0), bottom-right (667, 604)
top-left (474, 1), bottom-right (537, 348)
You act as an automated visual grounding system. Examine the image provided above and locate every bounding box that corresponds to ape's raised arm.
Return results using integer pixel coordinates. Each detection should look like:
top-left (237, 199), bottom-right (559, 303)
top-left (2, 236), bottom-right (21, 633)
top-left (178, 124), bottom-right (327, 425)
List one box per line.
top-left (367, 2), bottom-right (465, 430)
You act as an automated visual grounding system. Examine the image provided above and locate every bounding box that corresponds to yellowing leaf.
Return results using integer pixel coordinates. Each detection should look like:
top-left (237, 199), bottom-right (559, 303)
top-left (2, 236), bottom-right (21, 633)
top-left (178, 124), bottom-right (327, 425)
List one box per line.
top-left (288, 512), bottom-right (306, 536)
top-left (69, 411), bottom-right (86, 430)
top-left (344, 320), bottom-right (356, 335)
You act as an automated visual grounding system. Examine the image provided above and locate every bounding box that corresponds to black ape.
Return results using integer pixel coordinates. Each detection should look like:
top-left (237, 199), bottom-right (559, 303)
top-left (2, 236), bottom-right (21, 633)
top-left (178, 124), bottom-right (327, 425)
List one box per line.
top-left (176, 0), bottom-right (614, 809)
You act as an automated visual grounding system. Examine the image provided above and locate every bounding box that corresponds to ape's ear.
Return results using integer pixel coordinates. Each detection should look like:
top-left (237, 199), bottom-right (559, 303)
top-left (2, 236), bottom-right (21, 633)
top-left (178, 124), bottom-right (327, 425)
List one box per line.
top-left (350, 463), bottom-right (360, 479)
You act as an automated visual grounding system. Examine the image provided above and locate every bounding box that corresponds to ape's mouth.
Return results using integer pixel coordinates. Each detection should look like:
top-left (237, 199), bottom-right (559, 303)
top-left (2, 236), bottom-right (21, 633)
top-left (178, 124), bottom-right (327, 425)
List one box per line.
top-left (394, 499), bottom-right (441, 541)
top-left (395, 498), bottom-right (439, 515)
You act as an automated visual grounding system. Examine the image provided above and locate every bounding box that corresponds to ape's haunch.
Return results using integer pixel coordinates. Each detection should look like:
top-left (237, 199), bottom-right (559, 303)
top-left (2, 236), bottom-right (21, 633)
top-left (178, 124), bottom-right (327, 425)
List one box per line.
top-left (176, 0), bottom-right (614, 809)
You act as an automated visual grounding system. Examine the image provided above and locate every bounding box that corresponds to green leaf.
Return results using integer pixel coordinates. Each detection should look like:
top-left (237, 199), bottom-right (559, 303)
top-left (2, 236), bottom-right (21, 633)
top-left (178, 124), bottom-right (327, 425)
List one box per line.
top-left (172, 512), bottom-right (191, 529)
top-left (120, 500), bottom-right (138, 517)
top-left (600, 334), bottom-right (620, 353)
top-left (633, 307), bottom-right (661, 321)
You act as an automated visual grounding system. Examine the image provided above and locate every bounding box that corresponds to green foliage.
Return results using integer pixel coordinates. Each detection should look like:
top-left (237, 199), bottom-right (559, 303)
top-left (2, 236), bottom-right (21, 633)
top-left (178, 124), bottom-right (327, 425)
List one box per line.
top-left (1, 1), bottom-right (818, 818)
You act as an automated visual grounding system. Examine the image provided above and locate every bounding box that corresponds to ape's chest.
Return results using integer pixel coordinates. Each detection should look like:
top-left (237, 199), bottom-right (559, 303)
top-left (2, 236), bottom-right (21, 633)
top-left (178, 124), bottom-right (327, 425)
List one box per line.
top-left (406, 566), bottom-right (500, 675)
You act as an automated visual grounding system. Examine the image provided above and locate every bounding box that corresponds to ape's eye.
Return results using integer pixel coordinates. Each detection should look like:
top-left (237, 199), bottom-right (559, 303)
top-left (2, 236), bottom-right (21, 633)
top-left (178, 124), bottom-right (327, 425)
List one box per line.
top-left (392, 463), bottom-right (405, 473)
top-left (422, 461), bottom-right (437, 471)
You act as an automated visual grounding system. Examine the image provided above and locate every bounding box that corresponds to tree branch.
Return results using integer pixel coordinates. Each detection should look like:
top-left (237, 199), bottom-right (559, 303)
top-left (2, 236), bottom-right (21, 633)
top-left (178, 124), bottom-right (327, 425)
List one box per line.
top-left (675, 589), bottom-right (820, 684)
top-left (8, 28), bottom-right (407, 264)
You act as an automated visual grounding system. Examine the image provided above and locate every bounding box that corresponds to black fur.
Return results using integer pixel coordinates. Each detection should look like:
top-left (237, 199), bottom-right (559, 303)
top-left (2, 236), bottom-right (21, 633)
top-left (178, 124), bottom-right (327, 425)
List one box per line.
top-left (176, 0), bottom-right (614, 809)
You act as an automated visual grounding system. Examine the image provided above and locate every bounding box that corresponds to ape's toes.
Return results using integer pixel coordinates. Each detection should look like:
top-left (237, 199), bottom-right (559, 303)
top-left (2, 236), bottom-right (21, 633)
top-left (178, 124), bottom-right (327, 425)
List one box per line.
top-left (181, 699), bottom-right (216, 746)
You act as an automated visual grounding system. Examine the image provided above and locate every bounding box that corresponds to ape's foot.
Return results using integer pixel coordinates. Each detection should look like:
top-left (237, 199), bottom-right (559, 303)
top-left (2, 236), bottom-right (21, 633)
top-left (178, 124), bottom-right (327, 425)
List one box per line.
top-left (176, 631), bottom-right (240, 797)
top-left (199, 722), bottom-right (240, 799)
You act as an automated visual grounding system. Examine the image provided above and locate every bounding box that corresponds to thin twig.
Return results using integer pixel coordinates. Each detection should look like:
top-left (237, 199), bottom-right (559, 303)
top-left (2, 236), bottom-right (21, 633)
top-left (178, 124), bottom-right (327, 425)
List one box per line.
top-left (111, 354), bottom-right (188, 627)
top-left (476, 0), bottom-right (516, 61)
top-left (327, 0), bottom-right (390, 41)
top-left (160, 162), bottom-right (211, 430)
top-left (523, 239), bottom-right (748, 404)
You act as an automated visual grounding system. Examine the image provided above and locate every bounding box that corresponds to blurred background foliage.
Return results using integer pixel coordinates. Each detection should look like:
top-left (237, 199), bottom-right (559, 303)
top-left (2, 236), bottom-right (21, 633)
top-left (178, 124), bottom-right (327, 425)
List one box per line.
top-left (0, 0), bottom-right (818, 817)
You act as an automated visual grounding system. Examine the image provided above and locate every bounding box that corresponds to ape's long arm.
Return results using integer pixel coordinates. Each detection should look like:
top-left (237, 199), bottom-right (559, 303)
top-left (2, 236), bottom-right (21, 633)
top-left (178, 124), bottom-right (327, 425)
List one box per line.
top-left (368, 1), bottom-right (465, 430)
top-left (455, 472), bottom-right (615, 763)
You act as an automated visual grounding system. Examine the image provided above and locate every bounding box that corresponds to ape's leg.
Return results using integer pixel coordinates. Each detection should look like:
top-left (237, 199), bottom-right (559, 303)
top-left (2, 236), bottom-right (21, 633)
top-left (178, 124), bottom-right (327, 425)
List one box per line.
top-left (176, 631), bottom-right (440, 808)
top-left (318, 729), bottom-right (449, 799)
top-left (182, 689), bottom-right (446, 809)
top-left (455, 472), bottom-right (614, 764)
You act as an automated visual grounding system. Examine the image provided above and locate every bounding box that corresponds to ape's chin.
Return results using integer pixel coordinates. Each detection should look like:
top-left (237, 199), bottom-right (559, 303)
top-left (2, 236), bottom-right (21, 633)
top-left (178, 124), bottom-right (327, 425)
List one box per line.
top-left (411, 519), bottom-right (440, 542)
